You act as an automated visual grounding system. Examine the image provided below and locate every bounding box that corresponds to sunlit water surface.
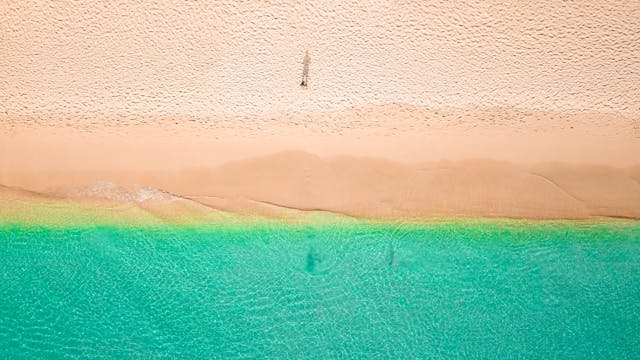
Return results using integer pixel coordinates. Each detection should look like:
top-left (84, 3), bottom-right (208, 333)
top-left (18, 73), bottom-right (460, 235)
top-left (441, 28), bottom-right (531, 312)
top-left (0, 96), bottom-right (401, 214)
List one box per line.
top-left (1, 222), bottom-right (639, 358)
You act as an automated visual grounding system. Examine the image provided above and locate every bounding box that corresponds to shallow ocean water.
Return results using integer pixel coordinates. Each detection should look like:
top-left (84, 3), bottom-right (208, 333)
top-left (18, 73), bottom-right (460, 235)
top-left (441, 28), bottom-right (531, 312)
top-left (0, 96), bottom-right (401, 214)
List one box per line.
top-left (1, 221), bottom-right (639, 358)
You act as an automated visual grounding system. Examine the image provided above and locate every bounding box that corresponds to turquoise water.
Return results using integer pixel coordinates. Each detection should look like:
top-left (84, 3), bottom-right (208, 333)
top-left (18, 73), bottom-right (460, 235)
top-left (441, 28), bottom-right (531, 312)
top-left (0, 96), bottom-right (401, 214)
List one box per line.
top-left (1, 222), bottom-right (639, 358)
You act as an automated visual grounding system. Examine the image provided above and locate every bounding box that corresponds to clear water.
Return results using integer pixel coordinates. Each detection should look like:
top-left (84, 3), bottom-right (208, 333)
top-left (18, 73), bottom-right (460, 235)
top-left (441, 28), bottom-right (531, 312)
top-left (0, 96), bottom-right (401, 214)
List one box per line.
top-left (1, 222), bottom-right (639, 358)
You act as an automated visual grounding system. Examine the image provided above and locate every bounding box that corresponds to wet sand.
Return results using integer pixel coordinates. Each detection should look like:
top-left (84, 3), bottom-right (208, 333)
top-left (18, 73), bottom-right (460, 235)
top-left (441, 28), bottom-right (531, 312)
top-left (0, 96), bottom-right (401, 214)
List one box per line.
top-left (2, 106), bottom-right (639, 221)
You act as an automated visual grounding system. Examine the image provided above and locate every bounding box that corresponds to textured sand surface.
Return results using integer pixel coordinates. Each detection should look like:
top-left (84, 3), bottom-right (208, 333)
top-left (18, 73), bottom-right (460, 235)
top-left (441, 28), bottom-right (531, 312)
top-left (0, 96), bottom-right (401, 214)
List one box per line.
top-left (2, 1), bottom-right (639, 220)
top-left (1, 1), bottom-right (639, 118)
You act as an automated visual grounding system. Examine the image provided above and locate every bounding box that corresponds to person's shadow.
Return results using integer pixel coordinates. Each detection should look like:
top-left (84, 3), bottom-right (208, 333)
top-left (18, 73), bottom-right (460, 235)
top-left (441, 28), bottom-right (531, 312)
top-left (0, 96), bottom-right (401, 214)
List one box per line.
top-left (300, 51), bottom-right (310, 87)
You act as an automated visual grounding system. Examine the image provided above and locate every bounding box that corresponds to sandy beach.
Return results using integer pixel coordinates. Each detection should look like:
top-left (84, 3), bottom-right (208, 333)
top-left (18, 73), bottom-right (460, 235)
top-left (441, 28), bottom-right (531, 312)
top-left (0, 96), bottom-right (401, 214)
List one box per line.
top-left (2, 0), bottom-right (639, 222)
top-left (1, 106), bottom-right (639, 222)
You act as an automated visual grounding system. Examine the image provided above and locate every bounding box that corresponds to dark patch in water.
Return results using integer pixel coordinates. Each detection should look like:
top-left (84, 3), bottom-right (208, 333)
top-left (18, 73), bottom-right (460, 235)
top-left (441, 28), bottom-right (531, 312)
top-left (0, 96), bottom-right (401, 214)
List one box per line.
top-left (305, 246), bottom-right (321, 273)
top-left (387, 245), bottom-right (395, 268)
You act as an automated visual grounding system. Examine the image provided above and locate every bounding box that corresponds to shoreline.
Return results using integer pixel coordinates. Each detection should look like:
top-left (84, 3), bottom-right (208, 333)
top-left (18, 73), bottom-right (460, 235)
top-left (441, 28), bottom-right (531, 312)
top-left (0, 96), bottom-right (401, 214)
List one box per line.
top-left (2, 208), bottom-right (638, 231)
top-left (8, 161), bottom-right (640, 218)
top-left (2, 107), bottom-right (639, 222)
top-left (2, 150), bottom-right (639, 223)
top-left (2, 184), bottom-right (639, 231)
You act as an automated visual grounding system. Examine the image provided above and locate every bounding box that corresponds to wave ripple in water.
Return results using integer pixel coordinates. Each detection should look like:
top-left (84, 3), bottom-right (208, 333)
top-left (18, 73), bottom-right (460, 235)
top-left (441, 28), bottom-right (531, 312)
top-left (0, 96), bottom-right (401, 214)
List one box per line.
top-left (0, 222), bottom-right (639, 358)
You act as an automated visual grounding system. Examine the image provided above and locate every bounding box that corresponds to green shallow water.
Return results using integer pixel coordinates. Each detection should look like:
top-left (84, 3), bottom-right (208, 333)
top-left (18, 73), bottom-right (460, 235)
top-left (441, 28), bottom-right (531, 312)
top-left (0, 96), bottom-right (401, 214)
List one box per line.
top-left (1, 221), bottom-right (639, 358)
